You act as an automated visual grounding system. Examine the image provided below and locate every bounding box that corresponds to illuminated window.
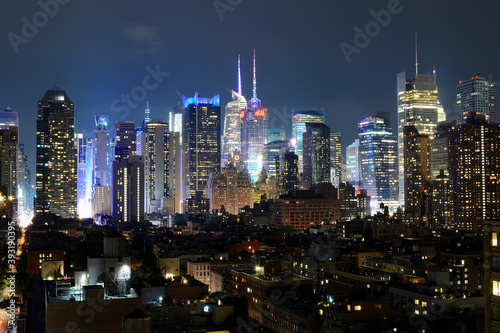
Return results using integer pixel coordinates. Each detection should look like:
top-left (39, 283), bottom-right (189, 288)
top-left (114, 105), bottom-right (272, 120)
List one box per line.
top-left (354, 305), bottom-right (361, 311)
top-left (347, 305), bottom-right (351, 311)
top-left (375, 304), bottom-right (382, 309)
top-left (493, 280), bottom-right (500, 296)
top-left (415, 299), bottom-right (419, 305)
top-left (493, 232), bottom-right (498, 247)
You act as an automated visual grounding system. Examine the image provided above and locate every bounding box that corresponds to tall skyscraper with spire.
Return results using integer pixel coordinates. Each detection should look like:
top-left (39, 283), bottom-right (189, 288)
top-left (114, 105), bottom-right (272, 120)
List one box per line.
top-left (397, 34), bottom-right (444, 206)
top-left (36, 85), bottom-right (77, 218)
top-left (241, 50), bottom-right (268, 182)
top-left (223, 55), bottom-right (247, 159)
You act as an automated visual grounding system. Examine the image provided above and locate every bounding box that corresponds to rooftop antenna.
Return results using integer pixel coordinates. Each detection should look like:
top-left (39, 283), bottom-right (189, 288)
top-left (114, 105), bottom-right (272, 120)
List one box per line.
top-left (238, 54), bottom-right (242, 96)
top-left (252, 49), bottom-right (257, 99)
top-left (415, 32), bottom-right (418, 76)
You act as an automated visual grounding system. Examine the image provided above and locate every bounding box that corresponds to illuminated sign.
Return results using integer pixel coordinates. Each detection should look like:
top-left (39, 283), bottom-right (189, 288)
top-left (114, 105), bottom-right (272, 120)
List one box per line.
top-left (240, 110), bottom-right (245, 118)
top-left (255, 109), bottom-right (266, 117)
top-left (233, 154), bottom-right (240, 161)
top-left (294, 114), bottom-right (299, 120)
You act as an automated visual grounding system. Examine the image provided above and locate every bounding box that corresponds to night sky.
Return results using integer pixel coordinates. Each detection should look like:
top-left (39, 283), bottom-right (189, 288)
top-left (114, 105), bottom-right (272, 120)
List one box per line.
top-left (1, 0), bottom-right (500, 176)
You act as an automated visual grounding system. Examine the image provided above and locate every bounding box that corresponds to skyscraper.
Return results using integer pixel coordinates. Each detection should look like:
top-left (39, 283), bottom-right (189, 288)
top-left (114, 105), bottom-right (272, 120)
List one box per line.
top-left (0, 107), bottom-right (19, 220)
top-left (448, 112), bottom-right (500, 231)
top-left (457, 74), bottom-right (496, 123)
top-left (223, 55), bottom-right (247, 158)
top-left (358, 112), bottom-right (398, 213)
top-left (113, 121), bottom-right (136, 161)
top-left (0, 107), bottom-right (19, 130)
top-left (144, 119), bottom-right (181, 214)
top-left (36, 86), bottom-right (77, 218)
top-left (303, 123), bottom-right (331, 189)
top-left (397, 64), bottom-right (444, 206)
top-left (346, 139), bottom-right (361, 187)
top-left (291, 109), bottom-right (325, 173)
top-left (0, 126), bottom-right (18, 220)
top-left (403, 125), bottom-right (431, 226)
top-left (169, 101), bottom-right (183, 142)
top-left (264, 140), bottom-right (289, 178)
top-left (183, 92), bottom-right (221, 200)
top-left (93, 116), bottom-right (109, 187)
top-left (276, 149), bottom-right (298, 196)
top-left (330, 132), bottom-right (342, 187)
top-left (205, 163), bottom-right (253, 215)
top-left (112, 155), bottom-right (144, 222)
top-left (75, 133), bottom-right (90, 218)
top-left (430, 119), bottom-right (456, 180)
top-left (241, 50), bottom-right (268, 182)
top-left (268, 128), bottom-right (286, 143)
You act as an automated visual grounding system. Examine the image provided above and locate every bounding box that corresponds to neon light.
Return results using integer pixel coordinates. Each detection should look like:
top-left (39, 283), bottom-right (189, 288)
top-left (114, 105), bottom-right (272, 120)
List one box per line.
top-left (294, 114), bottom-right (299, 120)
top-left (240, 110), bottom-right (245, 118)
top-left (255, 109), bottom-right (265, 117)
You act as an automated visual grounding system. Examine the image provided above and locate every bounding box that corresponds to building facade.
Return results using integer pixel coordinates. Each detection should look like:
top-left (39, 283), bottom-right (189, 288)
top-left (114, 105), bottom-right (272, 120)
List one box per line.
top-left (291, 109), bottom-right (325, 173)
top-left (448, 112), bottom-right (500, 231)
top-left (358, 112), bottom-right (398, 213)
top-left (303, 123), bottom-right (331, 189)
top-left (183, 93), bottom-right (221, 201)
top-left (457, 74), bottom-right (496, 123)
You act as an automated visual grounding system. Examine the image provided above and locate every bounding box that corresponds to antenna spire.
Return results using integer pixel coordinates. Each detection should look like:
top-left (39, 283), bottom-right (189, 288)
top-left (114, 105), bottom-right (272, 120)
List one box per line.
top-left (415, 32), bottom-right (418, 76)
top-left (238, 54), bottom-right (242, 96)
top-left (252, 49), bottom-right (257, 99)
top-left (145, 101), bottom-right (150, 124)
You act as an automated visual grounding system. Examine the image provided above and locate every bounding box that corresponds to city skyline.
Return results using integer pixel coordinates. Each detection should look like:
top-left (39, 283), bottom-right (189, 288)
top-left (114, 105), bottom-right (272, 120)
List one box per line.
top-left (2, 1), bottom-right (500, 175)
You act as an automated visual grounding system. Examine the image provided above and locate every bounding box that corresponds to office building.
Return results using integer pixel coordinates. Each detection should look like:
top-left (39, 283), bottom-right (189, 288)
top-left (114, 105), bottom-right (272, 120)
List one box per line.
top-left (457, 74), bottom-right (495, 123)
top-left (241, 50), bottom-right (268, 182)
top-left (403, 125), bottom-right (431, 226)
top-left (91, 185), bottom-right (111, 216)
top-left (397, 68), bottom-right (444, 206)
top-left (430, 119), bottom-right (456, 180)
top-left (346, 139), bottom-right (361, 187)
top-left (0, 126), bottom-right (18, 220)
top-left (431, 169), bottom-right (450, 228)
top-left (303, 123), bottom-right (331, 189)
top-left (112, 155), bottom-right (144, 222)
top-left (358, 112), bottom-right (398, 213)
top-left (276, 149), bottom-right (298, 196)
top-left (268, 128), bottom-right (286, 143)
top-left (75, 133), bottom-right (91, 218)
top-left (144, 119), bottom-right (181, 214)
top-left (264, 140), bottom-right (289, 178)
top-left (448, 112), bottom-right (500, 231)
top-left (93, 116), bottom-right (110, 187)
top-left (183, 92), bottom-right (221, 200)
top-left (291, 108), bottom-right (325, 173)
top-left (205, 163), bottom-right (253, 215)
top-left (113, 121), bottom-right (136, 161)
top-left (36, 86), bottom-right (77, 218)
top-left (274, 190), bottom-right (339, 229)
top-left (223, 54), bottom-right (247, 157)
top-left (330, 131), bottom-right (342, 187)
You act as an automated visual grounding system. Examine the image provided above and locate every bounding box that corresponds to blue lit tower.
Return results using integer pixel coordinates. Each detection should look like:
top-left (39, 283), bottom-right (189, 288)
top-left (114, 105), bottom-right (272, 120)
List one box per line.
top-left (241, 49), bottom-right (268, 182)
top-left (358, 112), bottom-right (398, 213)
top-left (183, 92), bottom-right (221, 200)
top-left (223, 55), bottom-right (247, 159)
